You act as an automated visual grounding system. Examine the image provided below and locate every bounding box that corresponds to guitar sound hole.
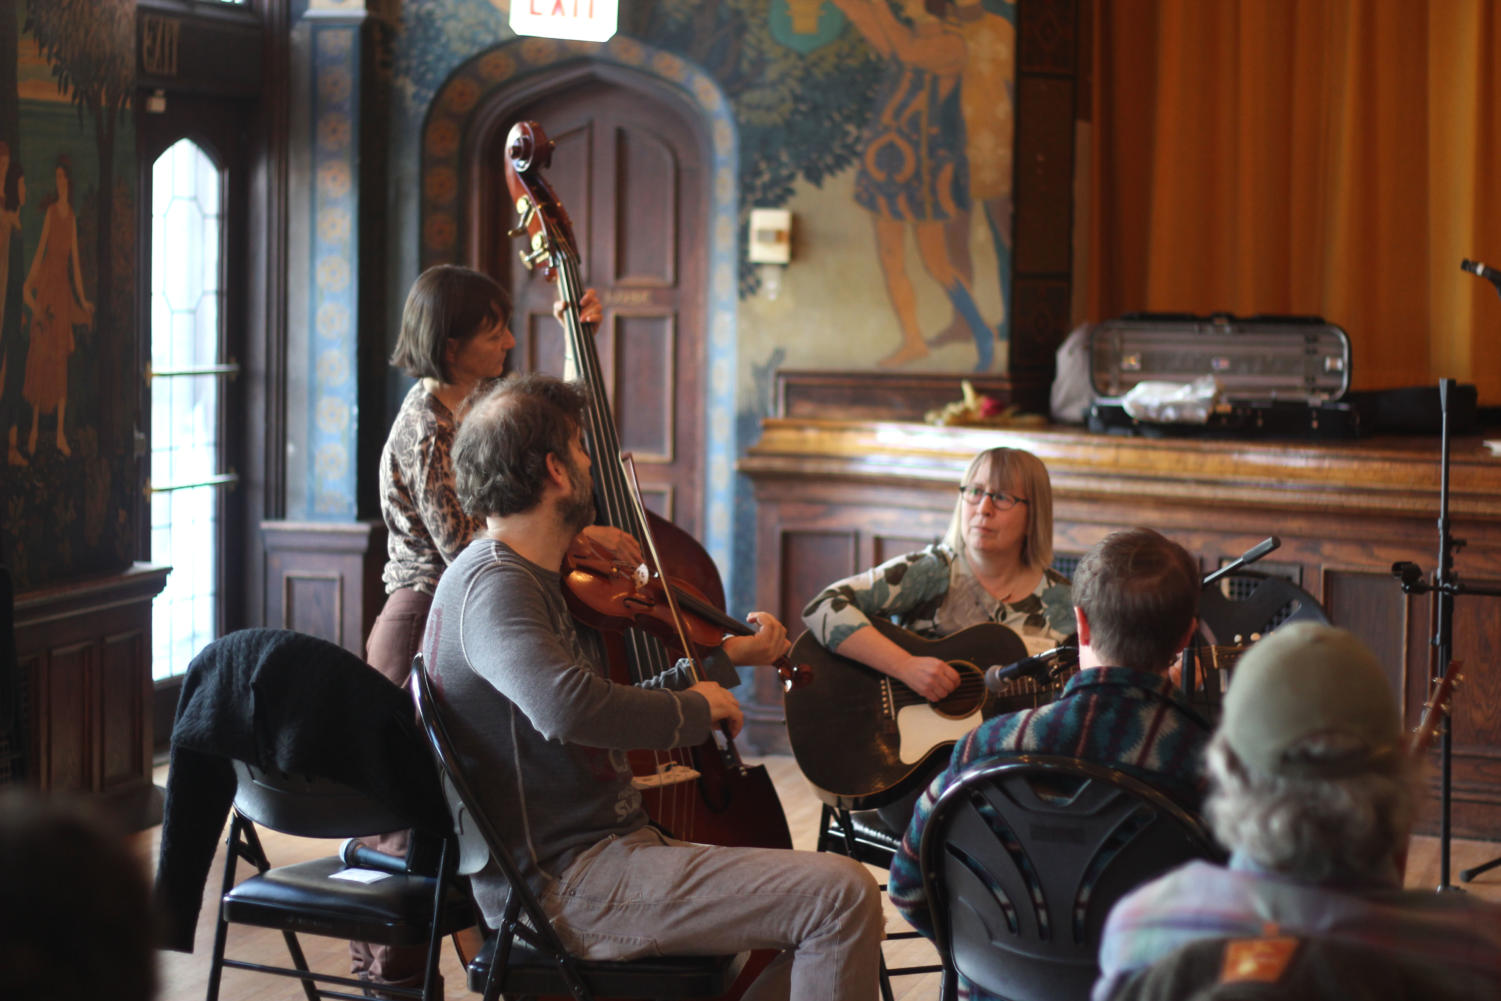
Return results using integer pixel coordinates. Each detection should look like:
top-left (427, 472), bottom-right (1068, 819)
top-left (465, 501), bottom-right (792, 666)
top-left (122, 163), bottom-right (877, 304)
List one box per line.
top-left (931, 663), bottom-right (986, 719)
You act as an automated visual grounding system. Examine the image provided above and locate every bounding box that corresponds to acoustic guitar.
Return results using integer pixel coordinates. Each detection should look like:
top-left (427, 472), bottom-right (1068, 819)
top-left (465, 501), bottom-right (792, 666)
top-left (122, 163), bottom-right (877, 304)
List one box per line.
top-left (1409, 662), bottom-right (1463, 759)
top-left (784, 618), bottom-right (1068, 809)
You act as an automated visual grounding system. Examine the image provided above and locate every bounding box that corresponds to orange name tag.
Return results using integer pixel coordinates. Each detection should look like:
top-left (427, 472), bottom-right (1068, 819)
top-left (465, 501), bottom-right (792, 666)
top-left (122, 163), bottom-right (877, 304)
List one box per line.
top-left (1220, 936), bottom-right (1300, 983)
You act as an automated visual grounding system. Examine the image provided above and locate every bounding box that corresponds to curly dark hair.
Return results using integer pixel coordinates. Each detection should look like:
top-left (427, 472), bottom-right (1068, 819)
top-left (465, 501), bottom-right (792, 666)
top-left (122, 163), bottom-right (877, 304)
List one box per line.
top-left (453, 372), bottom-right (591, 519)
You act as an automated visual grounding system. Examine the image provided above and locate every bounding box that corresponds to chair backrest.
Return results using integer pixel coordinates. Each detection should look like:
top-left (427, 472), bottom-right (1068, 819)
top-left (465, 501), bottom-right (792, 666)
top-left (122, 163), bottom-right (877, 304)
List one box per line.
top-left (1199, 570), bottom-right (1329, 647)
top-left (409, 653), bottom-right (570, 952)
top-left (230, 759), bottom-right (415, 839)
top-left (920, 754), bottom-right (1222, 1001)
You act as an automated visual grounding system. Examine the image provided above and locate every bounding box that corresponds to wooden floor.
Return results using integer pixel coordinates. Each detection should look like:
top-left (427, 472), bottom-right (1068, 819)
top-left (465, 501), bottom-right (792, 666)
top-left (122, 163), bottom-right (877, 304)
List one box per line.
top-left (138, 754), bottom-right (1501, 1001)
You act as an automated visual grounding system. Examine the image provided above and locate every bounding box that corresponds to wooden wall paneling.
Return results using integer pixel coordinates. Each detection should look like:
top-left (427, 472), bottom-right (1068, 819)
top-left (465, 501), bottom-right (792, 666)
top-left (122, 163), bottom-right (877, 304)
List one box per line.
top-left (100, 627), bottom-right (150, 796)
top-left (743, 524), bottom-right (859, 753)
top-left (1321, 567), bottom-right (1410, 703)
top-left (778, 530), bottom-right (857, 636)
top-left (874, 533), bottom-right (942, 567)
top-left (38, 643), bottom-right (91, 792)
top-left (261, 521), bottom-right (386, 658)
top-left (10, 565), bottom-right (169, 830)
top-left (1436, 576), bottom-right (1501, 835)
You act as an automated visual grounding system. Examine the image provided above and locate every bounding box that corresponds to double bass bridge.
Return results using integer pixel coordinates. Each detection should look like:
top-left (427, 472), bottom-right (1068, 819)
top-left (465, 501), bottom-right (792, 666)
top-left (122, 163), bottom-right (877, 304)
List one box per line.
top-left (631, 761), bottom-right (702, 790)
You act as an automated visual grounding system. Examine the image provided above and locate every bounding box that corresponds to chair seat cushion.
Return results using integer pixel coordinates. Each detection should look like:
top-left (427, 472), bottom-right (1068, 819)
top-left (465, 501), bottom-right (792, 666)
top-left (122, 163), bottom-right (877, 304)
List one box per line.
top-left (467, 930), bottom-right (747, 999)
top-left (223, 856), bottom-right (473, 945)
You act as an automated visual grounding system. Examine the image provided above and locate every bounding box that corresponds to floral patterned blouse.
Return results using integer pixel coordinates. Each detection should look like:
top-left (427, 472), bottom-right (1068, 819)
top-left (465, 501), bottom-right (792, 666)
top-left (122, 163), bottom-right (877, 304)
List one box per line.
top-left (378, 381), bottom-right (485, 595)
top-left (801, 542), bottom-right (1074, 654)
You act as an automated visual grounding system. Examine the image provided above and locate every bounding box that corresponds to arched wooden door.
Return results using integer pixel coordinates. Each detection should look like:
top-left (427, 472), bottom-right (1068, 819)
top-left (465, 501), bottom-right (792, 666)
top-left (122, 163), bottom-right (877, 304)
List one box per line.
top-left (479, 75), bottom-right (709, 539)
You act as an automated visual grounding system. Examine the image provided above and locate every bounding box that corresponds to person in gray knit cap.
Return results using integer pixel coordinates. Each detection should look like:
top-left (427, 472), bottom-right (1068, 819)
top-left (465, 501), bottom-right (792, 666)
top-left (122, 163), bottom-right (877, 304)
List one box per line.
top-left (1092, 622), bottom-right (1501, 1001)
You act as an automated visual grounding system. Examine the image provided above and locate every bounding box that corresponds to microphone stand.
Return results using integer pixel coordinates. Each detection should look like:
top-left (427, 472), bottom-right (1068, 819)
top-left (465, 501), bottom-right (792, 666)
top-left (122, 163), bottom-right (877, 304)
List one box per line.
top-left (1202, 536), bottom-right (1281, 590)
top-left (1185, 536), bottom-right (1281, 707)
top-left (1392, 379), bottom-right (1501, 892)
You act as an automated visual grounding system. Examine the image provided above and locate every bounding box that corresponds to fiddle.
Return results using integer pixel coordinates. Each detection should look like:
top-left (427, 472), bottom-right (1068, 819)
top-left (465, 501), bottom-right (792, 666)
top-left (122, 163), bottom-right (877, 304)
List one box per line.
top-left (562, 528), bottom-right (813, 693)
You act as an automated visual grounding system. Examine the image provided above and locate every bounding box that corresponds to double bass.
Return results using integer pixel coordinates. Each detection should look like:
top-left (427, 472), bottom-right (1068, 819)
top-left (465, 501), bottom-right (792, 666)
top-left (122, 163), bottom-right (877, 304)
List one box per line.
top-left (502, 119), bottom-right (795, 853)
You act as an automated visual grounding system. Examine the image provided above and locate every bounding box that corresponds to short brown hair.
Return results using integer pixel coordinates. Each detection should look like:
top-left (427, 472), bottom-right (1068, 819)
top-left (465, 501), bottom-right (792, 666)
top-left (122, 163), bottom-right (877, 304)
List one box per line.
top-left (1071, 527), bottom-right (1198, 671)
top-left (453, 372), bottom-right (591, 519)
top-left (389, 264), bottom-right (509, 382)
top-left (942, 447), bottom-right (1054, 572)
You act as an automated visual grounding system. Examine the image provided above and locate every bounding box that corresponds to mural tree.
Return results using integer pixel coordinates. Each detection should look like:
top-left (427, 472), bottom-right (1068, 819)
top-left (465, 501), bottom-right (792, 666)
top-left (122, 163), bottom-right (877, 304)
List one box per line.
top-left (630, 0), bottom-right (883, 296)
top-left (24, 0), bottom-right (134, 457)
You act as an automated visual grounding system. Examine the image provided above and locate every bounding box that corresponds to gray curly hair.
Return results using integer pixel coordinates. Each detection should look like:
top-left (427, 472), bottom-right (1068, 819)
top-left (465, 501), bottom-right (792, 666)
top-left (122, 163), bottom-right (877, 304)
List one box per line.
top-left (1203, 729), bottom-right (1419, 884)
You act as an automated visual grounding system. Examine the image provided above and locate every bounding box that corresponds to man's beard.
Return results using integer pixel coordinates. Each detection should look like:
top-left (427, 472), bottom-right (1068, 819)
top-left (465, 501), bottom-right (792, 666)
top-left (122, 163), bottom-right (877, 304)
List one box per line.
top-left (558, 456), bottom-right (597, 535)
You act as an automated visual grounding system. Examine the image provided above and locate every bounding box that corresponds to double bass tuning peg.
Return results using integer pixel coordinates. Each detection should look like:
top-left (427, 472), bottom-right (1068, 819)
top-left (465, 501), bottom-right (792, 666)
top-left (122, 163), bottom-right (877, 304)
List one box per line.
top-left (508, 198), bottom-right (535, 239)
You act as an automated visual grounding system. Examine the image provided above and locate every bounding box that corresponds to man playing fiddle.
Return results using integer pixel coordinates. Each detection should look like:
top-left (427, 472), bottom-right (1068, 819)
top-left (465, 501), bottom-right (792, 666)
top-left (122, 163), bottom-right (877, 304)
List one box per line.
top-left (422, 371), bottom-right (884, 1001)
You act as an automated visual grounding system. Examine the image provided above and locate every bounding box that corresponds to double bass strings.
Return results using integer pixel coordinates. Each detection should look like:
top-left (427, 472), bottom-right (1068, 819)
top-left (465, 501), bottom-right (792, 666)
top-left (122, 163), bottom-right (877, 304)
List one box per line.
top-left (552, 235), bottom-right (702, 836)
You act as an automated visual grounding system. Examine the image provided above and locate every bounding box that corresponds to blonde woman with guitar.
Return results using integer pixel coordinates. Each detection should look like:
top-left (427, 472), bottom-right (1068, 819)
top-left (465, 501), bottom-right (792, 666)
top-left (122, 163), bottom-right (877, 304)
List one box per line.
top-left (795, 446), bottom-right (1073, 831)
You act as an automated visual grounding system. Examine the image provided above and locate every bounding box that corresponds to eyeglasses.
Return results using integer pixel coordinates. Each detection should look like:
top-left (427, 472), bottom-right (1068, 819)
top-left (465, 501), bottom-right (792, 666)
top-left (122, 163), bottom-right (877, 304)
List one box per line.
top-left (959, 484), bottom-right (1027, 510)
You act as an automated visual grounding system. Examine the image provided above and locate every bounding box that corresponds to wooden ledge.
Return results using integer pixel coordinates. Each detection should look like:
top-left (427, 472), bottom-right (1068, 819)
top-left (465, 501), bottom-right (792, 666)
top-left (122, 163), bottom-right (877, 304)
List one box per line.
top-left (740, 418), bottom-right (1501, 520)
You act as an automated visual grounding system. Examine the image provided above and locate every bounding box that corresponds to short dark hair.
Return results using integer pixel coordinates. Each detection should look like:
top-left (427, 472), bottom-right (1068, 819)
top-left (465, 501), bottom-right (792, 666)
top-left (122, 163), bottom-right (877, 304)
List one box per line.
top-left (1072, 527), bottom-right (1199, 670)
top-left (453, 372), bottom-right (591, 519)
top-left (389, 264), bottom-right (509, 382)
top-left (0, 790), bottom-right (157, 1001)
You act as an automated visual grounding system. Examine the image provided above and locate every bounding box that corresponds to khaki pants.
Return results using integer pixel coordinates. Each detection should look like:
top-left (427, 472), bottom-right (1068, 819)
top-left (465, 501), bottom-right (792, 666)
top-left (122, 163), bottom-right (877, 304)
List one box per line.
top-left (538, 827), bottom-right (885, 1001)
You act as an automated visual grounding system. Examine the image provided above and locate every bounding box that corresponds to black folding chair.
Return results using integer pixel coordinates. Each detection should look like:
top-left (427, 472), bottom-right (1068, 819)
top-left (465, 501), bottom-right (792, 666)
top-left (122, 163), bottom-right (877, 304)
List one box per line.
top-left (409, 653), bottom-right (748, 1001)
top-left (155, 628), bottom-right (475, 1001)
top-left (920, 754), bottom-right (1222, 1001)
top-left (814, 801), bottom-right (944, 1001)
top-left (1199, 569), bottom-right (1328, 647)
top-left (1190, 570), bottom-right (1330, 715)
top-left (206, 761), bottom-right (474, 1001)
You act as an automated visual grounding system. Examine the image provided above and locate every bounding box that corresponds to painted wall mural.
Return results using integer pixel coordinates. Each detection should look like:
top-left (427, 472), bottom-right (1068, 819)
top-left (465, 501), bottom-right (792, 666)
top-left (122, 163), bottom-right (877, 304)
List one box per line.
top-left (392, 0), bottom-right (1015, 373)
top-left (386, 0), bottom-right (1017, 606)
top-left (0, 0), bottom-right (137, 591)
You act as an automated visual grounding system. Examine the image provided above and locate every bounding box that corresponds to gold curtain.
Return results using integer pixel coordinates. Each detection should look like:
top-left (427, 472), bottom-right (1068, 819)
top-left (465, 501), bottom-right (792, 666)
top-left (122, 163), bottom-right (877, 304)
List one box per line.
top-left (1088, 0), bottom-right (1501, 404)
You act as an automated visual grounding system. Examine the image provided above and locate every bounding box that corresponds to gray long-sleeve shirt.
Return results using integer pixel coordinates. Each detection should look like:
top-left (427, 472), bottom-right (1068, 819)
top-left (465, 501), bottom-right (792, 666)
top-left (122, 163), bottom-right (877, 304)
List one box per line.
top-left (423, 537), bottom-right (738, 924)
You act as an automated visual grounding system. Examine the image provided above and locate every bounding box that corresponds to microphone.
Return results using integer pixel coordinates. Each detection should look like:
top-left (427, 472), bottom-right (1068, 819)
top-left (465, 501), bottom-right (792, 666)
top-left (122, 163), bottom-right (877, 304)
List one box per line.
top-left (1201, 536), bottom-right (1281, 589)
top-left (339, 838), bottom-right (410, 875)
top-left (985, 640), bottom-right (1078, 694)
top-left (1461, 258), bottom-right (1501, 289)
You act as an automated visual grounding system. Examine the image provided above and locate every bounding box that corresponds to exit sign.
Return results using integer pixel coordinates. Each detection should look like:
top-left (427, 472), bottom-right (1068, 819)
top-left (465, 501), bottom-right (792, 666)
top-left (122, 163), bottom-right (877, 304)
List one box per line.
top-left (510, 0), bottom-right (618, 42)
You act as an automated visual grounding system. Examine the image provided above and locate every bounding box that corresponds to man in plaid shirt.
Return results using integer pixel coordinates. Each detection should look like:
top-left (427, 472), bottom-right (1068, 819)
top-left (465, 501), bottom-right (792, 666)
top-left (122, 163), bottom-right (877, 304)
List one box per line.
top-left (887, 526), bottom-right (1214, 962)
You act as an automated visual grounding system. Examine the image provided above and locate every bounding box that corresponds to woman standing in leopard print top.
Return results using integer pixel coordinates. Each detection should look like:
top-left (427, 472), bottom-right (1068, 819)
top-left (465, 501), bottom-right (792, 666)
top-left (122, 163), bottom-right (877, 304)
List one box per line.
top-left (355, 265), bottom-right (514, 992)
top-left (367, 265), bottom-right (515, 686)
